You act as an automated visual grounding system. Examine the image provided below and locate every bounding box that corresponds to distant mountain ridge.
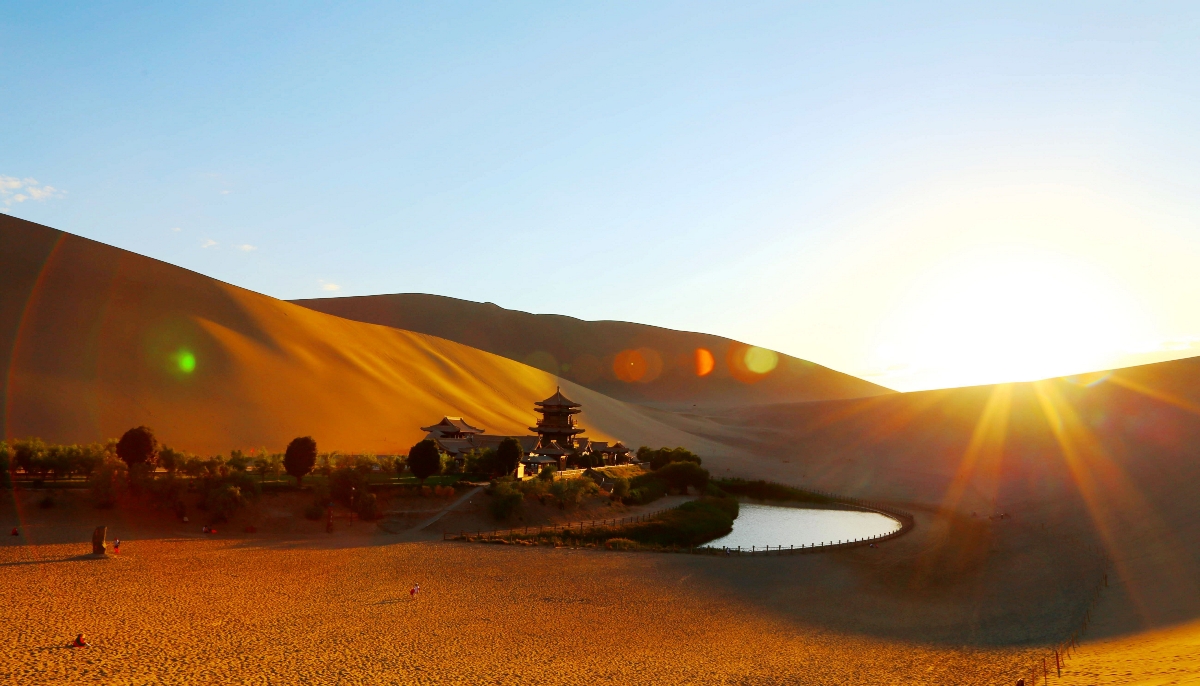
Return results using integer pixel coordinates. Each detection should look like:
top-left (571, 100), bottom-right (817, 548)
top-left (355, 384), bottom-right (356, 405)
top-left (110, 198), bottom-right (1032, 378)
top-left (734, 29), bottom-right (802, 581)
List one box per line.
top-left (291, 293), bottom-right (893, 408)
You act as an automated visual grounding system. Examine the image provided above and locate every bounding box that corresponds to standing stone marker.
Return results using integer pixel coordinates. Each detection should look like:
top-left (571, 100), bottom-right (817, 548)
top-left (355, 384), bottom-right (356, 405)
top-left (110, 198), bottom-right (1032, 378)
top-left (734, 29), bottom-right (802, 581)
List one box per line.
top-left (92, 526), bottom-right (107, 555)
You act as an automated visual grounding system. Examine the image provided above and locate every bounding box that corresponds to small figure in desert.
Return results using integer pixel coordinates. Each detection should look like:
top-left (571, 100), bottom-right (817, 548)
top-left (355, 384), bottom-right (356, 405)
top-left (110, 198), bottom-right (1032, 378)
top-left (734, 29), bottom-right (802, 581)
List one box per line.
top-left (72, 633), bottom-right (90, 648)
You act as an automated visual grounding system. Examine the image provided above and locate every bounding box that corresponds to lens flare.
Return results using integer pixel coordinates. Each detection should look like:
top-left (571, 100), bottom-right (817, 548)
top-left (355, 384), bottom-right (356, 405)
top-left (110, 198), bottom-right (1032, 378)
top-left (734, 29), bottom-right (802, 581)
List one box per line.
top-left (613, 348), bottom-right (663, 383)
top-left (695, 348), bottom-right (715, 376)
top-left (174, 349), bottom-right (196, 374)
top-left (743, 346), bottom-right (778, 374)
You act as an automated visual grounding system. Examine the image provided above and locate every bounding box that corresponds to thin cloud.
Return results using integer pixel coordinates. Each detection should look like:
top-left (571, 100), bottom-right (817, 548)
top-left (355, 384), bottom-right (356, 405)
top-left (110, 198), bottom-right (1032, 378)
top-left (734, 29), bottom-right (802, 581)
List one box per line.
top-left (201, 239), bottom-right (218, 249)
top-left (0, 175), bottom-right (66, 209)
top-left (236, 244), bottom-right (257, 252)
top-left (319, 280), bottom-right (341, 292)
top-left (171, 227), bottom-right (182, 232)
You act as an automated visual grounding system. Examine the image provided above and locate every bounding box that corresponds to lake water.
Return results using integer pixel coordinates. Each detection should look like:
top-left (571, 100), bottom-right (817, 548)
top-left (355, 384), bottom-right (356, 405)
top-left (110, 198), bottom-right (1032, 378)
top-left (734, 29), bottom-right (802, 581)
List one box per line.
top-left (705, 503), bottom-right (901, 550)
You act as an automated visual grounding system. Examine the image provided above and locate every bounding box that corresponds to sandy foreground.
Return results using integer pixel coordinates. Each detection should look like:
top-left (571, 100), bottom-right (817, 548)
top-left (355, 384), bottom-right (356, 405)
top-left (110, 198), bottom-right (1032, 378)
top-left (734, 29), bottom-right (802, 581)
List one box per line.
top-left (3, 536), bottom-right (1039, 685)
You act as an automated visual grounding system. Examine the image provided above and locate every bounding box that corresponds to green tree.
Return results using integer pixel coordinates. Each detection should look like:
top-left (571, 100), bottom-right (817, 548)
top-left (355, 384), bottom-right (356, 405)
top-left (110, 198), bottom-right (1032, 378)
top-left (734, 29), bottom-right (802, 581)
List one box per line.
top-left (12, 438), bottom-right (46, 478)
top-left (116, 426), bottom-right (159, 470)
top-left (407, 440), bottom-right (442, 484)
top-left (495, 438), bottom-right (522, 477)
top-left (284, 436), bottom-right (317, 486)
top-left (158, 446), bottom-right (186, 475)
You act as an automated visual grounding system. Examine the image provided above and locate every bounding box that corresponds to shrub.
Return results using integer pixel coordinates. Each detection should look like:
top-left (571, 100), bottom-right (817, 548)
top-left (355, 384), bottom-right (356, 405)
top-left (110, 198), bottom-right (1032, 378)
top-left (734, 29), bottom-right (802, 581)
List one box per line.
top-left (408, 440), bottom-right (442, 483)
top-left (605, 538), bottom-right (638, 551)
top-left (549, 477), bottom-right (600, 508)
top-left (116, 426), bottom-right (159, 470)
top-left (284, 436), bottom-right (318, 486)
top-left (147, 476), bottom-right (186, 510)
top-left (89, 458), bottom-right (129, 508)
top-left (488, 480), bottom-right (524, 521)
top-left (610, 476), bottom-right (630, 499)
top-left (205, 484), bottom-right (246, 522)
top-left (538, 466), bottom-right (555, 481)
top-left (624, 474), bottom-right (667, 505)
top-left (304, 501), bottom-right (326, 521)
top-left (638, 446), bottom-right (702, 471)
top-left (329, 467), bottom-right (369, 507)
top-left (712, 478), bottom-right (833, 505)
top-left (464, 448), bottom-right (497, 477)
top-left (618, 497), bottom-right (736, 547)
top-left (354, 492), bottom-right (381, 520)
top-left (158, 446), bottom-right (185, 475)
top-left (654, 461), bottom-right (709, 494)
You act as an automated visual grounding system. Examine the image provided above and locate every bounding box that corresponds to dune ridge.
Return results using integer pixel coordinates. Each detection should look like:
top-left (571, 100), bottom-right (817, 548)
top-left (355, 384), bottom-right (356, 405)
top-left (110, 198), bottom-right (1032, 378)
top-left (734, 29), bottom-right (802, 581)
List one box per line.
top-left (291, 293), bottom-right (893, 408)
top-left (0, 215), bottom-right (739, 459)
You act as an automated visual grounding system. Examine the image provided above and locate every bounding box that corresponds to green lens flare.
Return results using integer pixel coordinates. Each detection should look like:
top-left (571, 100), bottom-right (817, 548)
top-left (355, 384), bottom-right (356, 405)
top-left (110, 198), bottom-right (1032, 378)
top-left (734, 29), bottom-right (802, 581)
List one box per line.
top-left (175, 349), bottom-right (196, 374)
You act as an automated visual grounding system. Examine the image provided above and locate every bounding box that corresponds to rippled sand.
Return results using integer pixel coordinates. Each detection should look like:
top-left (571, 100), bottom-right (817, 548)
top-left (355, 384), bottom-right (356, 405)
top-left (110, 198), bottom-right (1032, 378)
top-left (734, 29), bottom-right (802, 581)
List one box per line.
top-left (2, 534), bottom-right (1039, 685)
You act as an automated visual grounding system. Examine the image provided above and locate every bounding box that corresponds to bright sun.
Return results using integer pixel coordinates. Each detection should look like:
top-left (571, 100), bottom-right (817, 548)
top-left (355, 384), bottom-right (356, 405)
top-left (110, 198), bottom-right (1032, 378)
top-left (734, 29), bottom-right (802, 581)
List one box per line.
top-left (874, 247), bottom-right (1146, 389)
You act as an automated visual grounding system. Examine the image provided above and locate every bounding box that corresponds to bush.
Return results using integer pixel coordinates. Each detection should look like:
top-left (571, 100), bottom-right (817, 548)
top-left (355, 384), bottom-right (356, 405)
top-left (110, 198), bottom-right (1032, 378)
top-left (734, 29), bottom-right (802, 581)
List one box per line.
top-left (304, 501), bottom-right (326, 521)
top-left (712, 478), bottom-right (833, 505)
top-left (205, 484), bottom-right (247, 522)
top-left (624, 474), bottom-right (667, 505)
top-left (116, 426), bottom-right (159, 470)
top-left (147, 476), bottom-right (186, 510)
top-left (329, 467), bottom-right (369, 507)
top-left (488, 480), bottom-right (524, 521)
top-left (89, 458), bottom-right (129, 508)
top-left (610, 476), bottom-right (630, 499)
top-left (538, 466), bottom-right (555, 481)
top-left (354, 492), bottom-right (381, 520)
top-left (605, 538), bottom-right (638, 551)
top-left (549, 477), bottom-right (599, 508)
top-left (638, 446), bottom-right (702, 471)
top-left (618, 497), bottom-right (736, 547)
top-left (284, 436), bottom-right (318, 485)
top-left (654, 461), bottom-right (709, 494)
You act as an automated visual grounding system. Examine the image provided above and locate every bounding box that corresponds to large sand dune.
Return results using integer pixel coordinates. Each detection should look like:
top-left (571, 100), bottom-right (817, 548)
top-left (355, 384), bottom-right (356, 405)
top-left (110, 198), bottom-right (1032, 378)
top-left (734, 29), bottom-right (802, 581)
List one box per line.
top-left (0, 215), bottom-right (738, 458)
top-left (680, 361), bottom-right (1200, 677)
top-left (292, 293), bottom-right (892, 409)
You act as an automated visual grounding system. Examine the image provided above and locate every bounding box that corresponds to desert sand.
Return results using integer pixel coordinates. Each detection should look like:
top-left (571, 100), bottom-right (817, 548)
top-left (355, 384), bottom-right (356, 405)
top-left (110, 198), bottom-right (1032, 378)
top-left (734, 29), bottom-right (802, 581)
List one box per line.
top-left (292, 293), bottom-right (892, 409)
top-left (3, 489), bottom-right (1046, 685)
top-left (5, 215), bottom-right (1200, 682)
top-left (0, 215), bottom-right (738, 459)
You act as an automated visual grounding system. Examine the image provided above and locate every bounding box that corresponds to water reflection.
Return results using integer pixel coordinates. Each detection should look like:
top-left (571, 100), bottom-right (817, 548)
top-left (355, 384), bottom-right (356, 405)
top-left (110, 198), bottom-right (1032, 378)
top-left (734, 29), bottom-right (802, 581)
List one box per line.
top-left (706, 504), bottom-right (901, 549)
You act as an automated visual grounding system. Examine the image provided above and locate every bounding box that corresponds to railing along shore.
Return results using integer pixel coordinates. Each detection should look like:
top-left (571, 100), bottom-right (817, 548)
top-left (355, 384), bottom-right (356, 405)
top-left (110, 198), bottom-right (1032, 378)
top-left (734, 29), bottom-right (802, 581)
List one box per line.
top-left (444, 479), bottom-right (916, 555)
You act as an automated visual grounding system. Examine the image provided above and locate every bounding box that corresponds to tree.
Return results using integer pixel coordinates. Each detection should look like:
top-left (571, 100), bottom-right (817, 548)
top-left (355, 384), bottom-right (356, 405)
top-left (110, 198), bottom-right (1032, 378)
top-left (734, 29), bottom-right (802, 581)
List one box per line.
top-left (116, 426), bottom-right (159, 469)
top-left (12, 438), bottom-right (46, 477)
top-left (407, 440), bottom-right (442, 484)
top-left (496, 437), bottom-right (522, 477)
top-left (284, 436), bottom-right (317, 486)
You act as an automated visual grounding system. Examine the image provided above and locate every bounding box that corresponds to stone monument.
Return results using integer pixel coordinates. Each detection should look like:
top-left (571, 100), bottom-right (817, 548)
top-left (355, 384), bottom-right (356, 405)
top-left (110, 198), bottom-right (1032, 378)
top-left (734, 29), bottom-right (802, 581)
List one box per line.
top-left (91, 526), bottom-right (107, 555)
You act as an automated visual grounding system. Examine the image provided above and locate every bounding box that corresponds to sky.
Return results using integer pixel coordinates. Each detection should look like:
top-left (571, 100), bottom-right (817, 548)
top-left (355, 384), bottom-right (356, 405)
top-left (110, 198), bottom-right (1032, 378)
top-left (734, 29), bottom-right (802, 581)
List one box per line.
top-left (4, 2), bottom-right (1200, 391)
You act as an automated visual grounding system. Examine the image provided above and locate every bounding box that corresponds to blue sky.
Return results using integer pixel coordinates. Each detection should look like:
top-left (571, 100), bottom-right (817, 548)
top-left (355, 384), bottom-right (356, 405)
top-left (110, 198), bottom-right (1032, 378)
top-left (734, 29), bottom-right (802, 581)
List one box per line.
top-left (4, 2), bottom-right (1200, 390)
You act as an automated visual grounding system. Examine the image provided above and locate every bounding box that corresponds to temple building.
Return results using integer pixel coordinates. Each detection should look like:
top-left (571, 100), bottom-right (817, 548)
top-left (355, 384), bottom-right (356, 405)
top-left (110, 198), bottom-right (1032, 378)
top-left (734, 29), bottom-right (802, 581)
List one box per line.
top-left (417, 389), bottom-right (632, 475)
top-left (529, 388), bottom-right (585, 451)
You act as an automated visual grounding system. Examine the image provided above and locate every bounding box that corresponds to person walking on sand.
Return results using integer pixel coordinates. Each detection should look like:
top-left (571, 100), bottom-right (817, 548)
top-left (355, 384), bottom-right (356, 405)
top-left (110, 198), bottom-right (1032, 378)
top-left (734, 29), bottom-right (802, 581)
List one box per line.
top-left (113, 539), bottom-right (120, 554)
top-left (72, 633), bottom-right (90, 648)
top-left (410, 583), bottom-right (420, 599)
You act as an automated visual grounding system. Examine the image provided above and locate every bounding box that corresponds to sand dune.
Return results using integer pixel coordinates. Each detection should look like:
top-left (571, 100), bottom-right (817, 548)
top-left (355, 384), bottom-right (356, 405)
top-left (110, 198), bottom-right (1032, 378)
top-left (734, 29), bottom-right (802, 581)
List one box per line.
top-left (0, 215), bottom-right (739, 458)
top-left (678, 360), bottom-right (1200, 678)
top-left (292, 293), bottom-right (892, 409)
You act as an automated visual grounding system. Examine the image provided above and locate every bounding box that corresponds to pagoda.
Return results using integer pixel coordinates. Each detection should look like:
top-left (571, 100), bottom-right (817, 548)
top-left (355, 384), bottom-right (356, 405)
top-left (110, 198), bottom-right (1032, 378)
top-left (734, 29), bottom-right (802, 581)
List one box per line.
top-left (530, 387), bottom-right (585, 449)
